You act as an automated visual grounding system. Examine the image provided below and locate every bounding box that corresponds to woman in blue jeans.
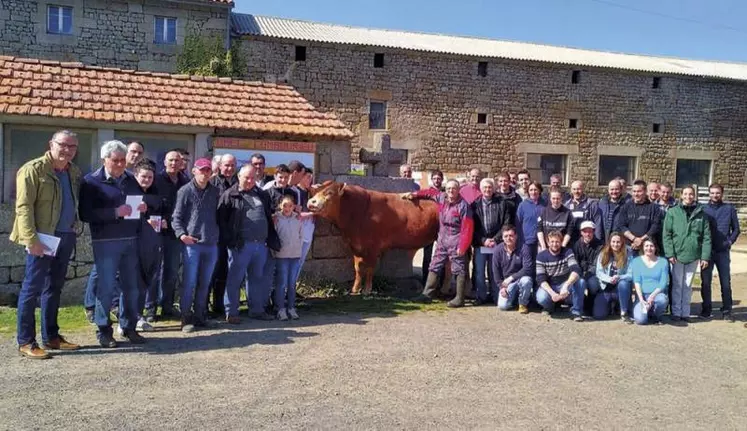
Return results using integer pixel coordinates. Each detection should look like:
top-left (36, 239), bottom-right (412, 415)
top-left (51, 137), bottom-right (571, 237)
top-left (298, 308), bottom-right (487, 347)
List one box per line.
top-left (594, 232), bottom-right (633, 322)
top-left (630, 239), bottom-right (669, 325)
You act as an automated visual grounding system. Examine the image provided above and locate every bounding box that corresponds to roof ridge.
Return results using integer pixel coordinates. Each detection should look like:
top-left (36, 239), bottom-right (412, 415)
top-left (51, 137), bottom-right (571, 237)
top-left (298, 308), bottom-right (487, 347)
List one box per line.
top-left (232, 12), bottom-right (747, 76)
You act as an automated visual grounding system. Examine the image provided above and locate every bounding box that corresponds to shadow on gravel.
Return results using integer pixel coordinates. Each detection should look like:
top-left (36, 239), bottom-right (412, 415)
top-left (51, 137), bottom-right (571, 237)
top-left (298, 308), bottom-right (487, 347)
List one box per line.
top-left (62, 327), bottom-right (320, 357)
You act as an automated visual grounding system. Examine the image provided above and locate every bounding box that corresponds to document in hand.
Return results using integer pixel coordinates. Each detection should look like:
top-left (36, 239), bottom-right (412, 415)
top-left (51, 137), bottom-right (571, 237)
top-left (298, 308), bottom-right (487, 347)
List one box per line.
top-left (26, 232), bottom-right (61, 257)
top-left (125, 195), bottom-right (143, 219)
top-left (479, 246), bottom-right (497, 254)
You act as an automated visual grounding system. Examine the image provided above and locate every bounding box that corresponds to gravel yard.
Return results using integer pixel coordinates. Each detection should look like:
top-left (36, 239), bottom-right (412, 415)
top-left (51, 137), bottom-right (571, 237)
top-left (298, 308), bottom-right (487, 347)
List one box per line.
top-left (1, 291), bottom-right (746, 430)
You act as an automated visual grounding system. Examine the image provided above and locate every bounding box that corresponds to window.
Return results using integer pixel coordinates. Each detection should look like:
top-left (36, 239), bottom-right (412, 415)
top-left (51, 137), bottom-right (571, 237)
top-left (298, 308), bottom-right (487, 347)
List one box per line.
top-left (477, 113), bottom-right (487, 124)
top-left (295, 46), bottom-right (306, 61)
top-left (676, 159), bottom-right (712, 188)
top-left (373, 53), bottom-right (385, 68)
top-left (571, 70), bottom-right (581, 84)
top-left (652, 77), bottom-right (661, 89)
top-left (47, 5), bottom-right (73, 35)
top-left (154, 16), bottom-right (177, 44)
top-left (526, 153), bottom-right (567, 185)
top-left (478, 62), bottom-right (488, 77)
top-left (568, 118), bottom-right (578, 129)
top-left (652, 123), bottom-right (662, 133)
top-left (598, 155), bottom-right (636, 186)
top-left (368, 101), bottom-right (387, 130)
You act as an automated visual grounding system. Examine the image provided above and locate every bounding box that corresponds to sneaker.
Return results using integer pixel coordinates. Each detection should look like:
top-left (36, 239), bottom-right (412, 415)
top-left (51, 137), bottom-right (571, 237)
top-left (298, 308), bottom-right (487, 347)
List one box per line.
top-left (699, 311), bottom-right (712, 320)
top-left (122, 329), bottom-right (146, 344)
top-left (98, 332), bottom-right (117, 348)
top-left (671, 316), bottom-right (681, 322)
top-left (572, 315), bottom-right (584, 322)
top-left (723, 312), bottom-right (735, 323)
top-left (277, 308), bottom-right (289, 321)
top-left (143, 309), bottom-right (156, 324)
top-left (621, 314), bottom-right (634, 324)
top-left (288, 308), bottom-right (299, 320)
top-left (85, 308), bottom-right (95, 325)
top-left (181, 323), bottom-right (195, 333)
top-left (136, 319), bottom-right (154, 333)
top-left (110, 306), bottom-right (119, 322)
top-left (412, 294), bottom-right (433, 304)
top-left (541, 310), bottom-right (551, 316)
top-left (518, 305), bottom-right (529, 314)
top-left (115, 324), bottom-right (124, 337)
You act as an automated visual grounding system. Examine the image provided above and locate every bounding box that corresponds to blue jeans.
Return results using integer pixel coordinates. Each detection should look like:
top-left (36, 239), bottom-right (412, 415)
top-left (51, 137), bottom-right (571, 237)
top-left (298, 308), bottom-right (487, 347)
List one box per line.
top-left (180, 244), bottom-right (218, 321)
top-left (159, 235), bottom-right (183, 314)
top-left (263, 254), bottom-right (277, 309)
top-left (535, 280), bottom-right (584, 316)
top-left (497, 276), bottom-right (533, 310)
top-left (633, 292), bottom-right (669, 325)
top-left (140, 238), bottom-right (162, 315)
top-left (83, 264), bottom-right (120, 310)
top-left (225, 242), bottom-right (268, 316)
top-left (16, 231), bottom-right (76, 346)
top-left (592, 280), bottom-right (633, 319)
top-left (92, 239), bottom-right (139, 333)
top-left (700, 250), bottom-right (732, 314)
top-left (472, 250), bottom-right (495, 302)
top-left (275, 258), bottom-right (301, 310)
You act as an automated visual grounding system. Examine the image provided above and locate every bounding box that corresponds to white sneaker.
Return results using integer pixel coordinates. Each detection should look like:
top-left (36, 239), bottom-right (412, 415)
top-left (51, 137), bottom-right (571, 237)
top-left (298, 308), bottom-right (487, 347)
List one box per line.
top-left (277, 308), bottom-right (288, 321)
top-left (288, 308), bottom-right (299, 320)
top-left (136, 318), bottom-right (154, 332)
top-left (115, 324), bottom-right (124, 337)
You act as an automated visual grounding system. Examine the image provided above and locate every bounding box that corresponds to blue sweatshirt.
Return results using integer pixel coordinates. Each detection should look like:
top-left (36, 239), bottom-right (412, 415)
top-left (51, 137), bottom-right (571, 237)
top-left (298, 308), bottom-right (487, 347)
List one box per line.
top-left (79, 168), bottom-right (141, 241)
top-left (171, 181), bottom-right (221, 246)
top-left (516, 197), bottom-right (546, 246)
top-left (630, 256), bottom-right (669, 295)
top-left (703, 201), bottom-right (740, 252)
top-left (491, 243), bottom-right (533, 285)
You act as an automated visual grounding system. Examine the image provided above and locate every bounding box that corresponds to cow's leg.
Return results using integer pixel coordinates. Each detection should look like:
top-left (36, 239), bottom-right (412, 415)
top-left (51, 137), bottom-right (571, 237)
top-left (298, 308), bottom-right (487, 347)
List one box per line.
top-left (351, 256), bottom-right (364, 295)
top-left (362, 258), bottom-right (376, 295)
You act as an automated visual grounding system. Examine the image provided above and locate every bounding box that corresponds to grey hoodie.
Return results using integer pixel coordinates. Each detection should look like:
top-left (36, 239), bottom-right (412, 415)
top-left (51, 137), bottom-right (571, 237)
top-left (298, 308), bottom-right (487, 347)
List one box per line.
top-left (273, 213), bottom-right (303, 258)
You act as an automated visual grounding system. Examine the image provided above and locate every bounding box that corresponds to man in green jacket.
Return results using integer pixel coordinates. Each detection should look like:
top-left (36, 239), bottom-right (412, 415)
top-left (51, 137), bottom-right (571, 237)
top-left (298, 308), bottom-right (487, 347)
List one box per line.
top-left (10, 130), bottom-right (82, 359)
top-left (662, 186), bottom-right (711, 324)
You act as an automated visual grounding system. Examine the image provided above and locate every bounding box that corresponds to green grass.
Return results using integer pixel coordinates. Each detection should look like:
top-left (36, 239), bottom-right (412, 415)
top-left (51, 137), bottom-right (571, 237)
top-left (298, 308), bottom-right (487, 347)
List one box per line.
top-left (0, 305), bottom-right (92, 338)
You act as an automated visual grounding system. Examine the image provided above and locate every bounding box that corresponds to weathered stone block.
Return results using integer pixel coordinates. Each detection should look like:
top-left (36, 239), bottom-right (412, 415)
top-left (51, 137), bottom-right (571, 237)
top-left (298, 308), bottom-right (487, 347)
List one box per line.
top-left (300, 258), bottom-right (354, 282)
top-left (376, 249), bottom-right (418, 279)
top-left (75, 263), bottom-right (92, 278)
top-left (10, 266), bottom-right (25, 283)
top-left (0, 267), bottom-right (9, 284)
top-left (311, 236), bottom-right (350, 259)
top-left (0, 283), bottom-right (20, 307)
top-left (313, 218), bottom-right (340, 236)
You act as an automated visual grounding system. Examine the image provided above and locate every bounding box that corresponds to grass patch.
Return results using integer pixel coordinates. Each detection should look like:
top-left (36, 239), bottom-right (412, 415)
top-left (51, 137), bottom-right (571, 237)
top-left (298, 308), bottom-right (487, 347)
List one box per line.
top-left (0, 305), bottom-right (92, 338)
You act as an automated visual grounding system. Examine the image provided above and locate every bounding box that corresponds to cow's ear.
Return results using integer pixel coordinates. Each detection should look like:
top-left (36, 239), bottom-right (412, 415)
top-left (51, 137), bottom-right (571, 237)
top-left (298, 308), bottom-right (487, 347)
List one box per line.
top-left (338, 183), bottom-right (347, 196)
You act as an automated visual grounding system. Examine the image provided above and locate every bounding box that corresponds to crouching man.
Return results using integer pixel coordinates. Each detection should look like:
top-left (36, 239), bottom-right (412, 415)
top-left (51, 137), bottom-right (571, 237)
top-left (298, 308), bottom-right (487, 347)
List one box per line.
top-left (535, 230), bottom-right (584, 321)
top-left (492, 225), bottom-right (534, 313)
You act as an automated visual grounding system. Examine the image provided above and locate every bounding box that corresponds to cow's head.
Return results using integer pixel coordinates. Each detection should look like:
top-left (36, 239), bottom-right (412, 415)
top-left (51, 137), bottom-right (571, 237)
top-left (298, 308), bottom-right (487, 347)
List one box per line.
top-left (307, 181), bottom-right (346, 216)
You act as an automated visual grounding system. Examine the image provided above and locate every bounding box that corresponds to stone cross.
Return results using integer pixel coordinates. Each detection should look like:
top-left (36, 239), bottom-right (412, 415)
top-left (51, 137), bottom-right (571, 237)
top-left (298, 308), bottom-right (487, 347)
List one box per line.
top-left (359, 134), bottom-right (408, 177)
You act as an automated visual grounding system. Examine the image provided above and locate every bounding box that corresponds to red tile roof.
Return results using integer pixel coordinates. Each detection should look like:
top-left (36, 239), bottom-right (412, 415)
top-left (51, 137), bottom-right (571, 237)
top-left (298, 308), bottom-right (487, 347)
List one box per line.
top-left (0, 56), bottom-right (353, 140)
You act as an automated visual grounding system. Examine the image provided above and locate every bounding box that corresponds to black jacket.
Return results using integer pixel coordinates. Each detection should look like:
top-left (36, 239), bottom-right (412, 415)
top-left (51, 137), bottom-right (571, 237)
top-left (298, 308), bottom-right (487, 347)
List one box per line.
top-left (217, 184), bottom-right (280, 251)
top-left (619, 199), bottom-right (661, 239)
top-left (210, 173), bottom-right (238, 196)
top-left (471, 195), bottom-right (510, 247)
top-left (573, 237), bottom-right (602, 277)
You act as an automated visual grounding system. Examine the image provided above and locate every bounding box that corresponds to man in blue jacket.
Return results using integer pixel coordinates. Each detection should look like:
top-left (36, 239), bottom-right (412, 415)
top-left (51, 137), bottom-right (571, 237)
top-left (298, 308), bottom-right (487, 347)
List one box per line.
top-left (700, 183), bottom-right (740, 321)
top-left (79, 141), bottom-right (148, 348)
top-left (492, 225), bottom-right (534, 313)
top-left (597, 179), bottom-right (626, 243)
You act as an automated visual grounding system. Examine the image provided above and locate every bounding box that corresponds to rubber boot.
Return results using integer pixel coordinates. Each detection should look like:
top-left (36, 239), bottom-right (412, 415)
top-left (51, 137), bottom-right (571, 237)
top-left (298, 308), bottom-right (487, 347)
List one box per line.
top-left (413, 272), bottom-right (439, 303)
top-left (447, 275), bottom-right (467, 308)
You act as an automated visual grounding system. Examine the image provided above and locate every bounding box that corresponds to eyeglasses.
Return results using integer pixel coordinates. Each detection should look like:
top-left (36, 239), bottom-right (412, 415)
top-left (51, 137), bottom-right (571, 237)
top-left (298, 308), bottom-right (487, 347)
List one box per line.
top-left (53, 140), bottom-right (78, 150)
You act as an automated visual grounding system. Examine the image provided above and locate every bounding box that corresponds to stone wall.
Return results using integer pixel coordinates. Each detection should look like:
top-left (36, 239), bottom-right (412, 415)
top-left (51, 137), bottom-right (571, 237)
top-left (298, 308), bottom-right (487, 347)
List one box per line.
top-left (0, 0), bottom-right (229, 72)
top-left (239, 37), bottom-right (747, 189)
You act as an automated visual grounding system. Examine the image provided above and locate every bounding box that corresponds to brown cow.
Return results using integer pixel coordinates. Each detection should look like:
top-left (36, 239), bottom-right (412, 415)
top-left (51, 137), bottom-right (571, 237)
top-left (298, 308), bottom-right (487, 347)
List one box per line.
top-left (307, 181), bottom-right (439, 295)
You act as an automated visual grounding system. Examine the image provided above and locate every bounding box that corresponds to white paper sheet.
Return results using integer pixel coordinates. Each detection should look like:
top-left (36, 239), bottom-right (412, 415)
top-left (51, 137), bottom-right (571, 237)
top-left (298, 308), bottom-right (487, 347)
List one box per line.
top-left (480, 246), bottom-right (496, 254)
top-left (26, 232), bottom-right (60, 257)
top-left (125, 195), bottom-right (143, 219)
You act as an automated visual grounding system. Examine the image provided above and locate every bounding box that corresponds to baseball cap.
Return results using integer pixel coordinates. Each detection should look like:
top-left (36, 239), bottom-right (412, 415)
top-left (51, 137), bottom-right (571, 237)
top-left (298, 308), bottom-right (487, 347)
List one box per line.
top-left (580, 221), bottom-right (596, 231)
top-left (194, 158), bottom-right (212, 170)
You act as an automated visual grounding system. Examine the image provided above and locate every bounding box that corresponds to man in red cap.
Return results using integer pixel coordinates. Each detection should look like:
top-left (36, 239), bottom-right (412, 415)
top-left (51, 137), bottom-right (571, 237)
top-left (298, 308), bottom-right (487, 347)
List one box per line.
top-left (171, 158), bottom-right (221, 332)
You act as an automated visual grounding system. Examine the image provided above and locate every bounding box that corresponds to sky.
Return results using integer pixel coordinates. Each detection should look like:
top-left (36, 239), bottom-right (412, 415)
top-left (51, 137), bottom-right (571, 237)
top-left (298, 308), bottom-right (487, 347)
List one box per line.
top-left (233, 0), bottom-right (747, 63)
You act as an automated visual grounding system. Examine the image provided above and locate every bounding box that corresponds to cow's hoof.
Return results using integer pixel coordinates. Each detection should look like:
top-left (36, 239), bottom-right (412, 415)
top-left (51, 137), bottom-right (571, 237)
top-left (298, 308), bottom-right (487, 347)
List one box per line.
top-left (350, 290), bottom-right (362, 296)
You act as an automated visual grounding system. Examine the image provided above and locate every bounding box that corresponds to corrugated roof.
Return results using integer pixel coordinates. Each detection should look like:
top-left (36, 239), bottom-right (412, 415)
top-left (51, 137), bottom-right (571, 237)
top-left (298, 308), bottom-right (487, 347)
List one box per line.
top-left (0, 56), bottom-right (353, 140)
top-left (232, 13), bottom-right (747, 82)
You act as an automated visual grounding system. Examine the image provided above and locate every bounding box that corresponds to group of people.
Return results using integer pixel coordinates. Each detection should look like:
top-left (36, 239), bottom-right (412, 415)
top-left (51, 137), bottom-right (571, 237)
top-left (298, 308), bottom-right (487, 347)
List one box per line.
top-left (12, 130), bottom-right (316, 358)
top-left (401, 166), bottom-right (740, 327)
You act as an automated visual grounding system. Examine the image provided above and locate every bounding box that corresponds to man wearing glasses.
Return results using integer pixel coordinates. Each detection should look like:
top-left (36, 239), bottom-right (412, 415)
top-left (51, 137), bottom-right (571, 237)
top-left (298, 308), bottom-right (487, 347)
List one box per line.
top-left (11, 130), bottom-right (82, 359)
top-left (250, 153), bottom-right (274, 188)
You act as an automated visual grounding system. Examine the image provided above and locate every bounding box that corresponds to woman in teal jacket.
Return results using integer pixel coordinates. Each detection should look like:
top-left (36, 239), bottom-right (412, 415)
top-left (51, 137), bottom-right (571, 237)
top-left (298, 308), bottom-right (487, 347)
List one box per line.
top-left (594, 232), bottom-right (634, 322)
top-left (662, 186), bottom-right (711, 323)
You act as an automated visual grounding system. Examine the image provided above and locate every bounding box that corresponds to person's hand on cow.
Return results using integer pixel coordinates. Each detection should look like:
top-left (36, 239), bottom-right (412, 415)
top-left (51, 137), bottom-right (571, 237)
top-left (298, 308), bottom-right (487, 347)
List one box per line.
top-left (180, 234), bottom-right (198, 245)
top-left (400, 192), bottom-right (414, 200)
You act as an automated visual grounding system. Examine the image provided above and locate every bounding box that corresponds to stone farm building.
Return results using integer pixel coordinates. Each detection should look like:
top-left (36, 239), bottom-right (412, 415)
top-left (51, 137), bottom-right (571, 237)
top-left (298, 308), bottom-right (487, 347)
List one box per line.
top-left (1, 1), bottom-right (747, 191)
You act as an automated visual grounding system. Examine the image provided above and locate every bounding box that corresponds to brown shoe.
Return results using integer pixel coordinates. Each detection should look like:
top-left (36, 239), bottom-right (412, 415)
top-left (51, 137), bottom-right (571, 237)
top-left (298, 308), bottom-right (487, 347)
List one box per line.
top-left (44, 335), bottom-right (80, 351)
top-left (19, 343), bottom-right (51, 360)
top-left (226, 316), bottom-right (241, 325)
top-left (518, 305), bottom-right (529, 314)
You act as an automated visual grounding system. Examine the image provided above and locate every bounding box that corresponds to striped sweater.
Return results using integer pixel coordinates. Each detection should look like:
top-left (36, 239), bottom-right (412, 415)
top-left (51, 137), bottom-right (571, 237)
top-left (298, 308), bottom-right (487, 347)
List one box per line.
top-left (536, 248), bottom-right (581, 286)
